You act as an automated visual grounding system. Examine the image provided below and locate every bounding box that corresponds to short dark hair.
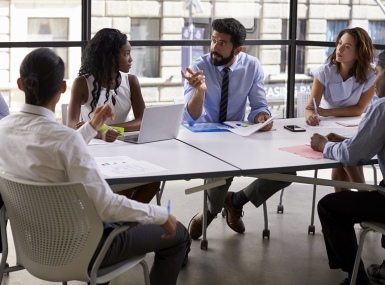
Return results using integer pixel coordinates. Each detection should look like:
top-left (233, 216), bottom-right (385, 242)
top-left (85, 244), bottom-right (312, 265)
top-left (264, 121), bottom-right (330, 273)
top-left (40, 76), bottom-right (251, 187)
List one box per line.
top-left (378, 51), bottom-right (385, 70)
top-left (211, 18), bottom-right (246, 48)
top-left (19, 48), bottom-right (65, 106)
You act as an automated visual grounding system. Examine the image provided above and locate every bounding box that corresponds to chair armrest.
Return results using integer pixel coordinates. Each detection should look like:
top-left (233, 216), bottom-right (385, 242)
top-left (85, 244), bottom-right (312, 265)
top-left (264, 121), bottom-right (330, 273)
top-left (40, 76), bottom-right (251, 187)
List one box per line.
top-left (89, 222), bottom-right (139, 281)
top-left (374, 185), bottom-right (385, 196)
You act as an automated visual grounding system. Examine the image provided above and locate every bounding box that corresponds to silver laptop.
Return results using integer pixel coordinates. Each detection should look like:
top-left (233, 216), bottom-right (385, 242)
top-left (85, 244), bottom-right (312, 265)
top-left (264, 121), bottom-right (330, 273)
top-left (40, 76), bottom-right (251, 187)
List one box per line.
top-left (121, 104), bottom-right (184, 144)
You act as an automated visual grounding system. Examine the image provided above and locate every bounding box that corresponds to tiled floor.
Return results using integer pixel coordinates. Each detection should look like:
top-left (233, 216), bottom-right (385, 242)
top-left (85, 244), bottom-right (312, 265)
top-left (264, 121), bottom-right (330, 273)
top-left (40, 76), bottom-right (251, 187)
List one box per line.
top-left (1, 168), bottom-right (383, 285)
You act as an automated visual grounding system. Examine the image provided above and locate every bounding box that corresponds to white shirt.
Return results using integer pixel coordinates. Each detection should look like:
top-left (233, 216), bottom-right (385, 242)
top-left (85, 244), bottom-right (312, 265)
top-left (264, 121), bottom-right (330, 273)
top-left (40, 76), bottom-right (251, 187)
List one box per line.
top-left (81, 72), bottom-right (132, 125)
top-left (311, 63), bottom-right (375, 109)
top-left (0, 104), bottom-right (168, 225)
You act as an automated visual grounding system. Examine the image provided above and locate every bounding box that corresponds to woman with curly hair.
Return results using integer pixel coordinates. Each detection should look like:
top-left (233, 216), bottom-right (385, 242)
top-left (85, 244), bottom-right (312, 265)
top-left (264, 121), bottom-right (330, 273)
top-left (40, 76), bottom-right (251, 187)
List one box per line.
top-left (68, 28), bottom-right (159, 203)
top-left (305, 27), bottom-right (376, 192)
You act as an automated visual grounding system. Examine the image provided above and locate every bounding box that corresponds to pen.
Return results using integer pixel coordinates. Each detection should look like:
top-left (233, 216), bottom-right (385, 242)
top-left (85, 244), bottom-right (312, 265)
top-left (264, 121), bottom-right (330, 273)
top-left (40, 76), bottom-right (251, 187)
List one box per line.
top-left (313, 98), bottom-right (320, 119)
top-left (167, 199), bottom-right (171, 213)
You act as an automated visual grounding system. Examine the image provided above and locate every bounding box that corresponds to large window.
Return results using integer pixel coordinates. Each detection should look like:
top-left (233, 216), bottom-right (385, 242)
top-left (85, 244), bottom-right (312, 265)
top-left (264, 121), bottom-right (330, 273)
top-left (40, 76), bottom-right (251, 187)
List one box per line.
top-left (325, 20), bottom-right (349, 60)
top-left (2, 1), bottom-right (385, 119)
top-left (131, 18), bottom-right (160, 78)
top-left (369, 21), bottom-right (385, 59)
top-left (28, 18), bottom-right (69, 78)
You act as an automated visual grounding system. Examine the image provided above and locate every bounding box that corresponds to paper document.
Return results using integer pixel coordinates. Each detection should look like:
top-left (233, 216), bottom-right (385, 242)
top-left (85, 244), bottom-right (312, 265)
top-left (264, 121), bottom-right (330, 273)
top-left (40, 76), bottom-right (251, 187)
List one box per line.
top-left (335, 119), bottom-right (361, 127)
top-left (307, 121), bottom-right (345, 128)
top-left (182, 123), bottom-right (229, 133)
top-left (223, 116), bottom-right (277, 137)
top-left (94, 156), bottom-right (166, 177)
top-left (88, 139), bottom-right (125, 146)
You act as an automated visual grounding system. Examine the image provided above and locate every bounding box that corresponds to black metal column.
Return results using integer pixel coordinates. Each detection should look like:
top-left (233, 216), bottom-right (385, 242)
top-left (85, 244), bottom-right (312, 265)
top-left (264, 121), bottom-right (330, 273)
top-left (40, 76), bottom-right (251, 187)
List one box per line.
top-left (286, 0), bottom-right (298, 118)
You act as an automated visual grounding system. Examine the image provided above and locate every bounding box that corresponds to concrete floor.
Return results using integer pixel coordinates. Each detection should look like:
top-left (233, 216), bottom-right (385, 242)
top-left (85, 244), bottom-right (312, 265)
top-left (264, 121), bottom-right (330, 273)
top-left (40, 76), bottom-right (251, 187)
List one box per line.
top-left (1, 168), bottom-right (383, 285)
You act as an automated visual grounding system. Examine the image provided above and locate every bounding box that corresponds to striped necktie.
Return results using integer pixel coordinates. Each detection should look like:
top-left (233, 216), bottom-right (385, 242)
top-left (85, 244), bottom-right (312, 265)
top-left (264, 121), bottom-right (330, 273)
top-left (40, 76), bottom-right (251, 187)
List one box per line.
top-left (219, 67), bottom-right (230, 122)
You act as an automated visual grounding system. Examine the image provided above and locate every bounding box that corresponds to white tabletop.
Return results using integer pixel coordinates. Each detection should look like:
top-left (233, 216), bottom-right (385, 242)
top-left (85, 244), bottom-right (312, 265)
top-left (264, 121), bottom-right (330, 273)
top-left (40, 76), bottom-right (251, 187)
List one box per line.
top-left (177, 117), bottom-right (376, 176)
top-left (87, 138), bottom-right (241, 184)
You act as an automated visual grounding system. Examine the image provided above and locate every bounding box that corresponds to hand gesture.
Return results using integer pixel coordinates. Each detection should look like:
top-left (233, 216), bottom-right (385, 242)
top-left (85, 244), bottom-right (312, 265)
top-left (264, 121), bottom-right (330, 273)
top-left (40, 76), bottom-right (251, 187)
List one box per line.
top-left (89, 104), bottom-right (115, 130)
top-left (181, 67), bottom-right (207, 92)
top-left (161, 214), bottom-right (178, 240)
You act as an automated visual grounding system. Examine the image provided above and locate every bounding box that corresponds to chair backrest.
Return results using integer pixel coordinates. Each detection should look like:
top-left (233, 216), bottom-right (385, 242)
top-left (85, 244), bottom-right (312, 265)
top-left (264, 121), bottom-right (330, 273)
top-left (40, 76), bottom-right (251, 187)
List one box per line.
top-left (61, 103), bottom-right (68, 125)
top-left (0, 173), bottom-right (103, 282)
top-left (296, 92), bottom-right (311, 118)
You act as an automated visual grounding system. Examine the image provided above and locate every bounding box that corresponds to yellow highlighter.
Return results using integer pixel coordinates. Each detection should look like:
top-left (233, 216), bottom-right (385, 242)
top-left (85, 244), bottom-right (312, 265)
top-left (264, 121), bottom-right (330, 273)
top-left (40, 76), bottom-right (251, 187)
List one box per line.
top-left (100, 124), bottom-right (124, 138)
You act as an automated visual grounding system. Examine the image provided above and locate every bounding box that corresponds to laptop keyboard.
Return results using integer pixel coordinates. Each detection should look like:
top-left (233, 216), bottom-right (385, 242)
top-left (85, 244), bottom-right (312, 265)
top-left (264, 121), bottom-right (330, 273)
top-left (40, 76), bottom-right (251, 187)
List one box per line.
top-left (121, 134), bottom-right (139, 143)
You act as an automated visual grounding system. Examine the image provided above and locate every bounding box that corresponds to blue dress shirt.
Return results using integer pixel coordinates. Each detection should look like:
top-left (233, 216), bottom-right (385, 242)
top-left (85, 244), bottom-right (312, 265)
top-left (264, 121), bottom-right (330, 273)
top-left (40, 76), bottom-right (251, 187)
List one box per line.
top-left (183, 52), bottom-right (270, 126)
top-left (0, 93), bottom-right (9, 119)
top-left (323, 97), bottom-right (385, 179)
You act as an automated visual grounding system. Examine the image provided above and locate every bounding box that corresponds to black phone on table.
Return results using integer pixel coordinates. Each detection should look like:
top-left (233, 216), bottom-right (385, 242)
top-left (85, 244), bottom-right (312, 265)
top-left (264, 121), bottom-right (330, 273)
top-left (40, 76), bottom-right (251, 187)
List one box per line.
top-left (284, 125), bottom-right (306, 132)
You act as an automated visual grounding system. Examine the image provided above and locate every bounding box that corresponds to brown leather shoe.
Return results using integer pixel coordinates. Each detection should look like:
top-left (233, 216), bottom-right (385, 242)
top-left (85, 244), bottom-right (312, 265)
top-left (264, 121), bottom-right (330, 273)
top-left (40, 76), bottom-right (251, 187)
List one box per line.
top-left (223, 191), bottom-right (245, 233)
top-left (188, 211), bottom-right (217, 240)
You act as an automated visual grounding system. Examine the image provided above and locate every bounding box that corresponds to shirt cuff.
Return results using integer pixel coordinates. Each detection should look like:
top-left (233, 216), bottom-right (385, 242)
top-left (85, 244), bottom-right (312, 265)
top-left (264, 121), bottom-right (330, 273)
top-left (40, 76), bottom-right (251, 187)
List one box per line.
top-left (183, 105), bottom-right (206, 126)
top-left (151, 205), bottom-right (169, 225)
top-left (323, 141), bottom-right (337, 159)
top-left (77, 122), bottom-right (98, 144)
top-left (248, 108), bottom-right (271, 123)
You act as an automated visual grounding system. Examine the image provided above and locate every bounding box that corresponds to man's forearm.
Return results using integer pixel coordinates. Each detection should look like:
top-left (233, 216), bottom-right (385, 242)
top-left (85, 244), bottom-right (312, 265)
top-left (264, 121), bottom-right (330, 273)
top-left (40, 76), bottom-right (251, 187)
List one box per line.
top-left (187, 89), bottom-right (205, 120)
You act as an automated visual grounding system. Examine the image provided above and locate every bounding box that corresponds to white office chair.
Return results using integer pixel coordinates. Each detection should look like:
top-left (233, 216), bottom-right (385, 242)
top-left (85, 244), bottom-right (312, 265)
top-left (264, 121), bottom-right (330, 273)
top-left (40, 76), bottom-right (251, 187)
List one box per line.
top-left (351, 221), bottom-right (385, 285)
top-left (0, 173), bottom-right (150, 285)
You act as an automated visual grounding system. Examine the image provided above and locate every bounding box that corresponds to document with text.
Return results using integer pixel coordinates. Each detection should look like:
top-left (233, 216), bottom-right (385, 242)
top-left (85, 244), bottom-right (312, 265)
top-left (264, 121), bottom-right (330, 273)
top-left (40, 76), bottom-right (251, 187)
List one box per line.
top-left (94, 156), bottom-right (166, 177)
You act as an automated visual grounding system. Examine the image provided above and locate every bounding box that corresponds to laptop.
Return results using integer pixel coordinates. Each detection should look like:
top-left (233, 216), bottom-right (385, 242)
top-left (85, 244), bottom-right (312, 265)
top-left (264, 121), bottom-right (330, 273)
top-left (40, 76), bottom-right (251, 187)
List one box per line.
top-left (121, 104), bottom-right (184, 144)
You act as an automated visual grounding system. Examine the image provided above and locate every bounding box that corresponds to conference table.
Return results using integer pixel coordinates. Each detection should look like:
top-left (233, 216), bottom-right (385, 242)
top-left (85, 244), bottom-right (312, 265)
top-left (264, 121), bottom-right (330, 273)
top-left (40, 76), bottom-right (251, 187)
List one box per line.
top-left (88, 116), bottom-right (379, 249)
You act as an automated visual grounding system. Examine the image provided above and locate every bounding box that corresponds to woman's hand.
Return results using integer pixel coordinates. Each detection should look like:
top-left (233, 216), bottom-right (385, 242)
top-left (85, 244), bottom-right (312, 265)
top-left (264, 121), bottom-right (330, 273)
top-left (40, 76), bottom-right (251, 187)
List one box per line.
top-left (75, 121), bottom-right (85, 130)
top-left (306, 114), bottom-right (320, 126)
top-left (96, 129), bottom-right (120, 142)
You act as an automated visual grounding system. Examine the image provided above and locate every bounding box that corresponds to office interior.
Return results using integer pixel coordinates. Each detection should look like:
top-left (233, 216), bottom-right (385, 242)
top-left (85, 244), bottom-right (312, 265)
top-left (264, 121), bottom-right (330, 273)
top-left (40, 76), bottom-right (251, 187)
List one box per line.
top-left (1, 0), bottom-right (385, 284)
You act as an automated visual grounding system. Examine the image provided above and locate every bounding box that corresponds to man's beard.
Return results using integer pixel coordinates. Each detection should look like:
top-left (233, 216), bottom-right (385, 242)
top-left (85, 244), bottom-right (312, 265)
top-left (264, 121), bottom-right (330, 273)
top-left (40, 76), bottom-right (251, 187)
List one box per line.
top-left (210, 49), bottom-right (235, 66)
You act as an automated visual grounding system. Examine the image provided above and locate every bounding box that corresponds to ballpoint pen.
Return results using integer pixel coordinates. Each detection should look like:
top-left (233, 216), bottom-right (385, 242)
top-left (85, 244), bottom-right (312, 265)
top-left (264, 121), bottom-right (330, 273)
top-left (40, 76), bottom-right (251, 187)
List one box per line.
top-left (313, 98), bottom-right (320, 119)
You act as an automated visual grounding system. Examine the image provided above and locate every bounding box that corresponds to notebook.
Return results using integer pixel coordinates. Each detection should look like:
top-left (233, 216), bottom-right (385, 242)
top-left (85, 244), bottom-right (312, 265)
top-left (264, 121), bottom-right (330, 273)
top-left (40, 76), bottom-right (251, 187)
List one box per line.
top-left (121, 104), bottom-right (184, 144)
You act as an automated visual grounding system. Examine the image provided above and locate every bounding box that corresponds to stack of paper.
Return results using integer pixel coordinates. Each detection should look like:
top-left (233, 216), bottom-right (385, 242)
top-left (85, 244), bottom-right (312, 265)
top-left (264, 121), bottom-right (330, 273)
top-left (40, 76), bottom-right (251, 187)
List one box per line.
top-left (222, 116), bottom-right (277, 137)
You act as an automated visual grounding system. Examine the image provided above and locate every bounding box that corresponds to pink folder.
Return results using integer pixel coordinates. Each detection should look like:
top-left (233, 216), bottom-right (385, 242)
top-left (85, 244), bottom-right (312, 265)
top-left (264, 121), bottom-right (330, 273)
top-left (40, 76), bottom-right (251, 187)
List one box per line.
top-left (279, 144), bottom-right (324, 160)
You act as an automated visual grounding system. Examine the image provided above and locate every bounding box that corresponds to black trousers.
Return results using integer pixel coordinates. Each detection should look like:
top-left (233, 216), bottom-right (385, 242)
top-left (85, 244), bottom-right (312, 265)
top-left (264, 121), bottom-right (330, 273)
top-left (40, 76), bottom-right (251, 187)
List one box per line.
top-left (318, 190), bottom-right (385, 284)
top-left (90, 222), bottom-right (190, 285)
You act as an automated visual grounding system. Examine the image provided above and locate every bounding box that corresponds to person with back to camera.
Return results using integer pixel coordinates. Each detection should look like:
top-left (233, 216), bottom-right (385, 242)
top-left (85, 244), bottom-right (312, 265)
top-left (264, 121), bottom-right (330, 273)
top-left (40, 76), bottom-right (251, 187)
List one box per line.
top-left (305, 27), bottom-right (376, 193)
top-left (310, 50), bottom-right (385, 285)
top-left (181, 18), bottom-right (295, 240)
top-left (0, 47), bottom-right (191, 285)
top-left (0, 93), bottom-right (9, 119)
top-left (68, 28), bottom-right (160, 204)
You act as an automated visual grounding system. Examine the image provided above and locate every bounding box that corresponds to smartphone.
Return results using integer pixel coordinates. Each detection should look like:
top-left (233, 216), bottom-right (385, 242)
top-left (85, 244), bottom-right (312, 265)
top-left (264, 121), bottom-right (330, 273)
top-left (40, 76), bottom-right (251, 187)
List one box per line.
top-left (284, 125), bottom-right (306, 132)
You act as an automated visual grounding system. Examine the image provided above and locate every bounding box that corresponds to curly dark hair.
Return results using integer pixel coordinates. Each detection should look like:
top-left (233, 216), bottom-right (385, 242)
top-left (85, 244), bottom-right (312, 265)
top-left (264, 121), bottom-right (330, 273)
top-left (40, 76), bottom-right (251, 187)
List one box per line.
top-left (327, 27), bottom-right (375, 85)
top-left (211, 18), bottom-right (246, 48)
top-left (378, 51), bottom-right (385, 70)
top-left (20, 48), bottom-right (64, 106)
top-left (79, 28), bottom-right (127, 117)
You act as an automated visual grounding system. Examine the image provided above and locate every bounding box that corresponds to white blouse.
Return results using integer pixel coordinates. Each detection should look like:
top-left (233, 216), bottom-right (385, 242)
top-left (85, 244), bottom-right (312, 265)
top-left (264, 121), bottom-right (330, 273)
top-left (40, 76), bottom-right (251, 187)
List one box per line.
top-left (311, 63), bottom-right (375, 109)
top-left (81, 71), bottom-right (132, 125)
